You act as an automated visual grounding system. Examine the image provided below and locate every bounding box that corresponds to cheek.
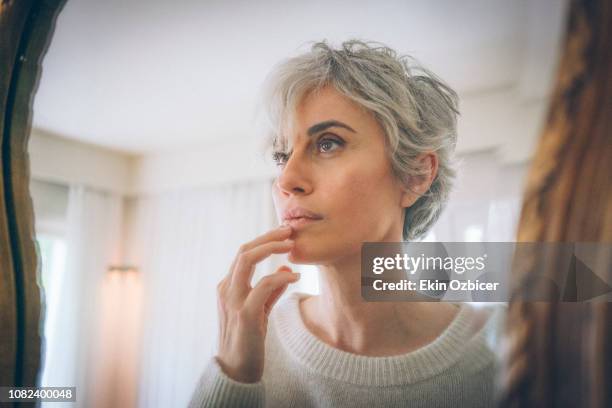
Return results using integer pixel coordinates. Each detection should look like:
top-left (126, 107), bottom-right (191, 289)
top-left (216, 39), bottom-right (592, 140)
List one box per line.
top-left (288, 171), bottom-right (398, 264)
top-left (330, 170), bottom-right (394, 220)
top-left (315, 173), bottom-right (396, 254)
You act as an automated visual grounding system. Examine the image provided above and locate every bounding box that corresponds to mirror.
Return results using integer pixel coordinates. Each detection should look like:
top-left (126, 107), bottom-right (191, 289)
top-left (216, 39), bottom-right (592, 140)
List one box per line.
top-left (23, 1), bottom-right (603, 407)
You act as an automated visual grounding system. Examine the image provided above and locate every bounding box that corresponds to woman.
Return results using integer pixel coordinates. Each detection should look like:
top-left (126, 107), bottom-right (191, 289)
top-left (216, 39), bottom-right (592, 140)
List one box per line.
top-left (189, 40), bottom-right (503, 408)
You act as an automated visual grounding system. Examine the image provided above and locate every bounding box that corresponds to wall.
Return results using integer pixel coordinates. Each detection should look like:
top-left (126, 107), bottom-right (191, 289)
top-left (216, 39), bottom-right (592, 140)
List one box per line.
top-left (28, 128), bottom-right (134, 195)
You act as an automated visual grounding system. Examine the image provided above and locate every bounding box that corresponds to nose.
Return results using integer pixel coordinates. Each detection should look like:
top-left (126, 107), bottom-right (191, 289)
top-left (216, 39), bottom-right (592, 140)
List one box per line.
top-left (275, 150), bottom-right (313, 196)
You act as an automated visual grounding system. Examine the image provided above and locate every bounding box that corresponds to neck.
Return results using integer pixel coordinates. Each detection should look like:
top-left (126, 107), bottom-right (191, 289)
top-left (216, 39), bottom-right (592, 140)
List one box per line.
top-left (301, 250), bottom-right (457, 356)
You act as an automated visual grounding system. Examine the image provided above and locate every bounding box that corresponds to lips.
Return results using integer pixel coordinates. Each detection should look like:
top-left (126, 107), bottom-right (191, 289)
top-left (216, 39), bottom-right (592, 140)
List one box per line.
top-left (282, 207), bottom-right (323, 221)
top-left (282, 206), bottom-right (323, 229)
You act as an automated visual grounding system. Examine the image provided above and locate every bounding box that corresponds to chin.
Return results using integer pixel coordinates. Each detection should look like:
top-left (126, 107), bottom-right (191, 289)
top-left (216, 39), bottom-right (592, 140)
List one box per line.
top-left (287, 248), bottom-right (313, 264)
top-left (287, 244), bottom-right (324, 265)
top-left (287, 238), bottom-right (344, 265)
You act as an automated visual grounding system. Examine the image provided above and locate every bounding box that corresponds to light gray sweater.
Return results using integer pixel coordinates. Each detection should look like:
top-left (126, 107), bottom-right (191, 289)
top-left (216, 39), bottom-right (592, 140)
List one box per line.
top-left (189, 292), bottom-right (505, 408)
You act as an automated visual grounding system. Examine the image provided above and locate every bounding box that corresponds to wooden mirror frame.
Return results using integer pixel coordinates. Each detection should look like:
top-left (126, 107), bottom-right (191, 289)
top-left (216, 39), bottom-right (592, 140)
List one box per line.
top-left (0, 0), bottom-right (65, 396)
top-left (501, 0), bottom-right (611, 407)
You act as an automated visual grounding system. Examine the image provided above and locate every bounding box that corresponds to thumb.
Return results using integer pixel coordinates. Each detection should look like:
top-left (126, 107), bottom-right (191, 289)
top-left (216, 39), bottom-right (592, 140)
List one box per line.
top-left (245, 266), bottom-right (300, 314)
top-left (264, 266), bottom-right (296, 314)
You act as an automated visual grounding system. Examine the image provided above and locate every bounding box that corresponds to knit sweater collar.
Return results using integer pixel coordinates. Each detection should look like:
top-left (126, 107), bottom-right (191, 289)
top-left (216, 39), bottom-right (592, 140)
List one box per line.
top-left (271, 292), bottom-right (495, 386)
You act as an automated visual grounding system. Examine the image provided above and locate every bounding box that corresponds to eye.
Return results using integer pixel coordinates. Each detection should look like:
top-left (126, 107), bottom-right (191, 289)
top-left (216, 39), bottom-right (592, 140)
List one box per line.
top-left (271, 151), bottom-right (289, 166)
top-left (317, 136), bottom-right (344, 153)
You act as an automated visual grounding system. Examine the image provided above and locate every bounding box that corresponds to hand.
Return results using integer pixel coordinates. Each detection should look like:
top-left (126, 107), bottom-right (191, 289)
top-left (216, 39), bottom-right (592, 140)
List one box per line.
top-left (215, 225), bottom-right (300, 383)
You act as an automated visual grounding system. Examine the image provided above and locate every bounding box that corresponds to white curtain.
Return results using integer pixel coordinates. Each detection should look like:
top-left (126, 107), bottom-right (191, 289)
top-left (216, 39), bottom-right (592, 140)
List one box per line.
top-left (125, 180), bottom-right (290, 408)
top-left (39, 185), bottom-right (123, 407)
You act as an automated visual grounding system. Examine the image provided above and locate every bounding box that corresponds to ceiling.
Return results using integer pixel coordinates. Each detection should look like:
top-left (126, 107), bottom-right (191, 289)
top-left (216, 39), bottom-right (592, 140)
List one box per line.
top-left (32, 0), bottom-right (548, 155)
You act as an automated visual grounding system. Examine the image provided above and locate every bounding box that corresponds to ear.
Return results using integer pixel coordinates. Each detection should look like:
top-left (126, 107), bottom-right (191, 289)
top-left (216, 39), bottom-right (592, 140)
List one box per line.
top-left (399, 152), bottom-right (439, 208)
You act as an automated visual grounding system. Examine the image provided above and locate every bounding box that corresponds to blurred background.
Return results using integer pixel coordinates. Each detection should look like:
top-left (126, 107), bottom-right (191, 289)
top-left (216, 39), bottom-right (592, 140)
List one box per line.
top-left (28, 0), bottom-right (569, 406)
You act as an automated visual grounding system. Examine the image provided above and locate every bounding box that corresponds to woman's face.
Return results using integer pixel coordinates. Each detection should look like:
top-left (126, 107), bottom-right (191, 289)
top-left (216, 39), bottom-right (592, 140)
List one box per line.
top-left (272, 85), bottom-right (414, 265)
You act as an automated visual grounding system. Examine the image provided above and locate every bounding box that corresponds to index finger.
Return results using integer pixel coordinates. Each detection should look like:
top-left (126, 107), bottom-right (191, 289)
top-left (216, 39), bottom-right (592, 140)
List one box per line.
top-left (225, 225), bottom-right (293, 279)
top-left (240, 225), bottom-right (292, 253)
top-left (230, 240), bottom-right (295, 288)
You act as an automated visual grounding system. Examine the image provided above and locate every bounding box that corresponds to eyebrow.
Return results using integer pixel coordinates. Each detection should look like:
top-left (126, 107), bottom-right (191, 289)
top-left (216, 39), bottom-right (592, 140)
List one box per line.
top-left (306, 120), bottom-right (356, 137)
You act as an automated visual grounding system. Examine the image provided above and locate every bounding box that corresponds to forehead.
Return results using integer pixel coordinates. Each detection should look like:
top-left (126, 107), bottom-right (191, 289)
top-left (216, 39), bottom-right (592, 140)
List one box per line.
top-left (275, 85), bottom-right (381, 148)
top-left (296, 86), bottom-right (367, 124)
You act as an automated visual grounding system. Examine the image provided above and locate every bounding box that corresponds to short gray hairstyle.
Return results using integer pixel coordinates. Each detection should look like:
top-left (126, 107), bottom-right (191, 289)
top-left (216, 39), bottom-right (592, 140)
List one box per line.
top-left (262, 39), bottom-right (459, 241)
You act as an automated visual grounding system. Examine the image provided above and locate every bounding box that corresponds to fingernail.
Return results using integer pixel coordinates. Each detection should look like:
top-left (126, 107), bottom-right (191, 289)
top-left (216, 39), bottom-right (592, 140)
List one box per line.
top-left (291, 272), bottom-right (301, 280)
top-left (286, 240), bottom-right (295, 246)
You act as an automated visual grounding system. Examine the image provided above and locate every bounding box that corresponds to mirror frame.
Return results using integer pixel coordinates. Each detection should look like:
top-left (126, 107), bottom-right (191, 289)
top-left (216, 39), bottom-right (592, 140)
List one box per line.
top-left (0, 0), bottom-right (609, 406)
top-left (503, 0), bottom-right (612, 406)
top-left (0, 0), bottom-right (65, 392)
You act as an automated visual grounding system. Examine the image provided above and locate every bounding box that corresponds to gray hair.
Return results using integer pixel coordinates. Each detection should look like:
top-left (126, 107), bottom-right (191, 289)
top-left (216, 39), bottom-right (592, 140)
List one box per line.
top-left (261, 39), bottom-right (459, 241)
